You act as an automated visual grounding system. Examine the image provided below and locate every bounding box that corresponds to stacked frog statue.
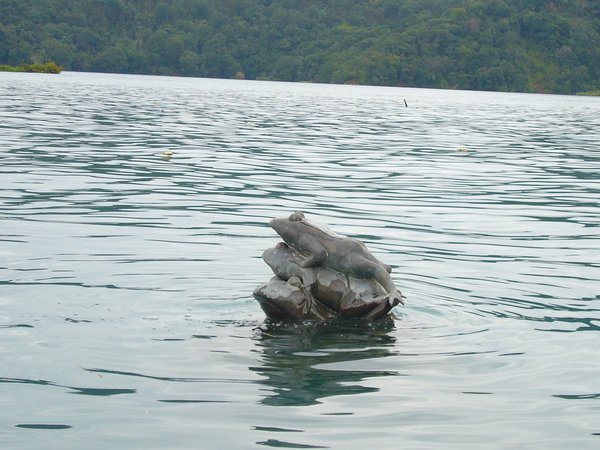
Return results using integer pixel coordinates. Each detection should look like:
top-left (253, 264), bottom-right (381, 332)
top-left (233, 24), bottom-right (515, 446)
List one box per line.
top-left (254, 211), bottom-right (405, 321)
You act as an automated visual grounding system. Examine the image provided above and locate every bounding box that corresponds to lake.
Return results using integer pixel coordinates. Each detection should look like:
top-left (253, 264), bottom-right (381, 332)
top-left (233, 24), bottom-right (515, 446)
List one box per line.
top-left (1, 71), bottom-right (599, 449)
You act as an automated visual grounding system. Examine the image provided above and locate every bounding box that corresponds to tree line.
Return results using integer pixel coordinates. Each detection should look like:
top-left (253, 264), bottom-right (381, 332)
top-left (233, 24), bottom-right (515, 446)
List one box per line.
top-left (0, 61), bottom-right (62, 73)
top-left (1, 0), bottom-right (599, 94)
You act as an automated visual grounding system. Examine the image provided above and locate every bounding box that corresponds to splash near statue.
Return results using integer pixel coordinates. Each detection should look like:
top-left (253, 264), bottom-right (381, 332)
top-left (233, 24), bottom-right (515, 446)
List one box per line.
top-left (254, 211), bottom-right (405, 321)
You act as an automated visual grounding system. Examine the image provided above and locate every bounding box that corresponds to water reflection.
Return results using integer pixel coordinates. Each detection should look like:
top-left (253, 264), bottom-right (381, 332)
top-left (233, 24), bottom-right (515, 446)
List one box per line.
top-left (256, 438), bottom-right (328, 449)
top-left (0, 376), bottom-right (136, 396)
top-left (251, 319), bottom-right (398, 407)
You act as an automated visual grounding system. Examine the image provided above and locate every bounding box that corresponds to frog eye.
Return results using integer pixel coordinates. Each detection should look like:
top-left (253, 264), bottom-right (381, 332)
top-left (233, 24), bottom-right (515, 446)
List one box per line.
top-left (288, 276), bottom-right (301, 287)
top-left (289, 211), bottom-right (304, 222)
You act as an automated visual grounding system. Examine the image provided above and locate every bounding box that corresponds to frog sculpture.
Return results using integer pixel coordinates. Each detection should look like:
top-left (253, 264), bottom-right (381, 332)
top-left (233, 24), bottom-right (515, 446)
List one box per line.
top-left (254, 211), bottom-right (404, 321)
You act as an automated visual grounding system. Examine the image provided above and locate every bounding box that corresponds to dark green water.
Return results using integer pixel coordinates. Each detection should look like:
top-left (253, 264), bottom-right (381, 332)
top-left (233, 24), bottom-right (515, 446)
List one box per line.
top-left (1, 71), bottom-right (599, 449)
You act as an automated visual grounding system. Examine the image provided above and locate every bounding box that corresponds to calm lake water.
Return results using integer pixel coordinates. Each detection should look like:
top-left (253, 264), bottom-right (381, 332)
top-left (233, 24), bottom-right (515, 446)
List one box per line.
top-left (1, 71), bottom-right (599, 449)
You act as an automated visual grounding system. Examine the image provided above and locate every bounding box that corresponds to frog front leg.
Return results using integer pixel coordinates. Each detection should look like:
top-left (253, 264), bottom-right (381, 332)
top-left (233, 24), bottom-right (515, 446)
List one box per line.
top-left (295, 236), bottom-right (327, 268)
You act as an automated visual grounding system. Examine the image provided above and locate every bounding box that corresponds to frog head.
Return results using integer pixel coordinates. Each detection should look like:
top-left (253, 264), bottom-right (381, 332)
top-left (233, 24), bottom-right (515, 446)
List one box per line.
top-left (269, 211), bottom-right (306, 246)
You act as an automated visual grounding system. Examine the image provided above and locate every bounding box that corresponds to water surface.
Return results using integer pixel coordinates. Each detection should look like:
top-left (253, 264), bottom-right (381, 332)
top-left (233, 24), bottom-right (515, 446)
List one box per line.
top-left (1, 71), bottom-right (599, 449)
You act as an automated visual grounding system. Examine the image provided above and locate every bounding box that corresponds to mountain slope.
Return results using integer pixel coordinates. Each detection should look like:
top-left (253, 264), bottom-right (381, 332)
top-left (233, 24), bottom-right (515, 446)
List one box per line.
top-left (1, 0), bottom-right (598, 93)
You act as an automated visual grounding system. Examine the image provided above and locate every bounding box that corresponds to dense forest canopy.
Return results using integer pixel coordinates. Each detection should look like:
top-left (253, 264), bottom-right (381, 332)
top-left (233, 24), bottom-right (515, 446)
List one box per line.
top-left (1, 0), bottom-right (599, 94)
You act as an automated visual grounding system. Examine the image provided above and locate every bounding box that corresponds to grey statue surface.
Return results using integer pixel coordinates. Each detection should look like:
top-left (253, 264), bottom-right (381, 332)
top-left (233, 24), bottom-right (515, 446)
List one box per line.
top-left (254, 211), bottom-right (405, 321)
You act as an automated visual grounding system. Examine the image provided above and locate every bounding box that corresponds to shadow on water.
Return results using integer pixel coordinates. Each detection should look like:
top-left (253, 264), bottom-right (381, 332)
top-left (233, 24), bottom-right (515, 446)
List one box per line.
top-left (250, 317), bottom-right (399, 407)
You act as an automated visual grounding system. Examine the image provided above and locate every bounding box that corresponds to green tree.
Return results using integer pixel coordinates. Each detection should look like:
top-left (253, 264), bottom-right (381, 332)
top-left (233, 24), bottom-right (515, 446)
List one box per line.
top-left (200, 32), bottom-right (238, 77)
top-left (1, 0), bottom-right (599, 94)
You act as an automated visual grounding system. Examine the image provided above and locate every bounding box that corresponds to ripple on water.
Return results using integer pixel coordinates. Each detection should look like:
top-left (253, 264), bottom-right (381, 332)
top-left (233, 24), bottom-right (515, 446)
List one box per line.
top-left (1, 72), bottom-right (599, 449)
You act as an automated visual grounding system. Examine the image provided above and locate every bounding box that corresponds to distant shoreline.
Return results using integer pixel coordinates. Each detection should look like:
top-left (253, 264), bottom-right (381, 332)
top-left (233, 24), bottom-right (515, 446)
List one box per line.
top-left (576, 90), bottom-right (600, 97)
top-left (3, 67), bottom-right (599, 97)
top-left (0, 62), bottom-right (62, 74)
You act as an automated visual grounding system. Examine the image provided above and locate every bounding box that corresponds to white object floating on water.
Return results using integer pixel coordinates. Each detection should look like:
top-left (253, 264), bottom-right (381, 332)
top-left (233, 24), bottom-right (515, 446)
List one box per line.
top-left (162, 150), bottom-right (174, 158)
top-left (456, 146), bottom-right (469, 152)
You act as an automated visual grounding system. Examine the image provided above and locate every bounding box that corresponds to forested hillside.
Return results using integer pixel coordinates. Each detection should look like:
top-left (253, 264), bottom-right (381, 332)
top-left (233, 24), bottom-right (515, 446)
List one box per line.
top-left (1, 0), bottom-right (599, 94)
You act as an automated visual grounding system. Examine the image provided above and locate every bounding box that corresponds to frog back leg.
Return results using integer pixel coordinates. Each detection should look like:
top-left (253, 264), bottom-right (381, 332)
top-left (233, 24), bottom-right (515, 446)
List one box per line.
top-left (350, 238), bottom-right (393, 274)
top-left (346, 254), bottom-right (403, 304)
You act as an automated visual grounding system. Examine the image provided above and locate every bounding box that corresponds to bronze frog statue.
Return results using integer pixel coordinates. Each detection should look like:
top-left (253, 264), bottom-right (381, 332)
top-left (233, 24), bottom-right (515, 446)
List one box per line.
top-left (269, 211), bottom-right (404, 306)
top-left (254, 211), bottom-right (405, 321)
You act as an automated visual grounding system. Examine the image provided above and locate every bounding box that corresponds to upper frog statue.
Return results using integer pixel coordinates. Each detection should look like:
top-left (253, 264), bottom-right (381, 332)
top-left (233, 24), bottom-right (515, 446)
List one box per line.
top-left (255, 211), bottom-right (404, 321)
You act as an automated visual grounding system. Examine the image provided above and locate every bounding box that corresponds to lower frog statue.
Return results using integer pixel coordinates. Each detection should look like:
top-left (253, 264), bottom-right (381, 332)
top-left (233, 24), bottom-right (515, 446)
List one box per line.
top-left (254, 212), bottom-right (405, 321)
